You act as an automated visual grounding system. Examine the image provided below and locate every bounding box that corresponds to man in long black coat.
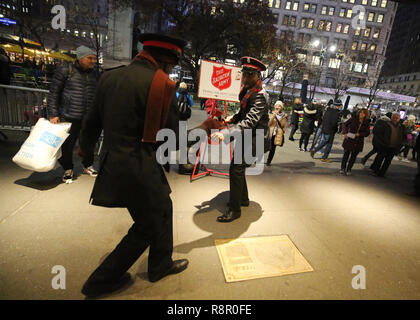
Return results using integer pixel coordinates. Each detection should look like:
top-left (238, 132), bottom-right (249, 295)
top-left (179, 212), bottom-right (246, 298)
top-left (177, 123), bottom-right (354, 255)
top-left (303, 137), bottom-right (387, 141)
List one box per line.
top-left (213, 56), bottom-right (269, 223)
top-left (78, 34), bottom-right (222, 298)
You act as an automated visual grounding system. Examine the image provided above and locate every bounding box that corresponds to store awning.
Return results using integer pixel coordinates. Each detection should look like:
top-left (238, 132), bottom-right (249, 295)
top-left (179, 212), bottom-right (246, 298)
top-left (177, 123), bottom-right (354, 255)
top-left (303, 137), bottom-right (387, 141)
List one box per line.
top-left (0, 43), bottom-right (35, 56)
top-left (49, 51), bottom-right (75, 62)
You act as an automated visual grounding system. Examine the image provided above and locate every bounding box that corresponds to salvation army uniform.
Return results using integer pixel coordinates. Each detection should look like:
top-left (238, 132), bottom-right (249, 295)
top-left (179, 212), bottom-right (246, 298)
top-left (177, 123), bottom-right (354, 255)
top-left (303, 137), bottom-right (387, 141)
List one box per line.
top-left (78, 34), bottom-right (221, 297)
top-left (218, 56), bottom-right (270, 223)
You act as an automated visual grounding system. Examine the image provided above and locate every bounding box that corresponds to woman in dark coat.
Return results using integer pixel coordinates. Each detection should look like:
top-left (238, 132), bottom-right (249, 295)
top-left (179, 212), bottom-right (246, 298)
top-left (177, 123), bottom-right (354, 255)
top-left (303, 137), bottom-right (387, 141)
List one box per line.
top-left (299, 103), bottom-right (318, 151)
top-left (340, 108), bottom-right (371, 175)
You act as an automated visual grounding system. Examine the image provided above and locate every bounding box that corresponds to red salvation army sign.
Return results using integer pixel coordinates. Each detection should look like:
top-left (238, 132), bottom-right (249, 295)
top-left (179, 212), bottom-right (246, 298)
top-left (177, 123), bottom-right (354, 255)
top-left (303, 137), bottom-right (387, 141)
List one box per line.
top-left (198, 60), bottom-right (242, 102)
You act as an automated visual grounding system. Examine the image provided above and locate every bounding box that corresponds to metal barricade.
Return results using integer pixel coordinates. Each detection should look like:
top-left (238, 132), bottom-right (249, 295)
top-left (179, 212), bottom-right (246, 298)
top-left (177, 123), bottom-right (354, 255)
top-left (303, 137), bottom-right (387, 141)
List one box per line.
top-left (0, 84), bottom-right (49, 135)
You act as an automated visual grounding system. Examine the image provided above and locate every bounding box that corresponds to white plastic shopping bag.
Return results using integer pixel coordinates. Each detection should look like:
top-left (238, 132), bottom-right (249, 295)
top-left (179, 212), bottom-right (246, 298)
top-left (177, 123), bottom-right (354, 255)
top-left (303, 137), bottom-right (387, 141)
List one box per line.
top-left (12, 118), bottom-right (72, 172)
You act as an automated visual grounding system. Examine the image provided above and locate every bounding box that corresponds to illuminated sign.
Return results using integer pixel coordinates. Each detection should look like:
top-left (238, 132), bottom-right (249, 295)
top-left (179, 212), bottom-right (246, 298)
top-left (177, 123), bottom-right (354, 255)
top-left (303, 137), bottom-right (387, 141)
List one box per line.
top-left (0, 18), bottom-right (17, 26)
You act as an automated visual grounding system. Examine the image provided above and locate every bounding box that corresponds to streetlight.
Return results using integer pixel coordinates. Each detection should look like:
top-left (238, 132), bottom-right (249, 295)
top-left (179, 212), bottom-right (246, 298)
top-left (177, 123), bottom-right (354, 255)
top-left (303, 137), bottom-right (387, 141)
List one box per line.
top-left (309, 39), bottom-right (338, 100)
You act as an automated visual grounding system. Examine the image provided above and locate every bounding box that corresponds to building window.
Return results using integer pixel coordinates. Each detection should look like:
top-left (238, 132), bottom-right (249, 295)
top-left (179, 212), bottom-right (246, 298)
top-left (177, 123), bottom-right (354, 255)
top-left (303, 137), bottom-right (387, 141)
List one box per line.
top-left (311, 4), bottom-right (317, 13)
top-left (282, 15), bottom-right (289, 25)
top-left (373, 28), bottom-right (380, 38)
top-left (346, 9), bottom-right (352, 18)
top-left (303, 3), bottom-right (310, 11)
top-left (297, 33), bottom-right (304, 43)
top-left (318, 20), bottom-right (325, 31)
top-left (352, 41), bottom-right (358, 50)
top-left (363, 63), bottom-right (368, 73)
top-left (364, 27), bottom-right (371, 37)
top-left (308, 18), bottom-right (314, 29)
top-left (371, 0), bottom-right (378, 6)
top-left (358, 11), bottom-right (365, 21)
top-left (362, 0), bottom-right (368, 4)
top-left (285, 1), bottom-right (291, 10)
top-left (377, 14), bottom-right (384, 23)
top-left (326, 21), bottom-right (332, 32)
top-left (368, 12), bottom-right (375, 22)
top-left (339, 8), bottom-right (345, 17)
top-left (280, 31), bottom-right (286, 40)
top-left (354, 62), bottom-right (363, 73)
top-left (268, 0), bottom-right (274, 7)
top-left (312, 56), bottom-right (321, 66)
top-left (343, 24), bottom-right (350, 34)
top-left (322, 6), bottom-right (327, 15)
top-left (336, 23), bottom-right (342, 33)
top-left (329, 7), bottom-right (335, 16)
top-left (290, 16), bottom-right (296, 26)
top-left (361, 43), bottom-right (367, 51)
top-left (370, 44), bottom-right (376, 52)
top-left (292, 1), bottom-right (299, 11)
top-left (355, 27), bottom-right (361, 36)
top-left (329, 58), bottom-right (341, 69)
top-left (381, 0), bottom-right (387, 8)
top-left (301, 18), bottom-right (307, 28)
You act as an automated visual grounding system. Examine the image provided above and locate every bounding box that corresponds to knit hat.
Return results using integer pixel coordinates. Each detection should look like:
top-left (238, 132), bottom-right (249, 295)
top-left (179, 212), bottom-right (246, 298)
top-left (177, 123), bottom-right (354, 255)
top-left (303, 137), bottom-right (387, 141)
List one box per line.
top-left (274, 100), bottom-right (284, 108)
top-left (76, 46), bottom-right (95, 60)
top-left (408, 114), bottom-right (416, 121)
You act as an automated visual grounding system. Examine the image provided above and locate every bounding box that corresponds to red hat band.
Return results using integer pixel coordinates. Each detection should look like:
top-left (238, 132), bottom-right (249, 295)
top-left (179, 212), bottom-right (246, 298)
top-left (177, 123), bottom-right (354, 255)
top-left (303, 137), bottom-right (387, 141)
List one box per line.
top-left (142, 40), bottom-right (182, 54)
top-left (242, 64), bottom-right (262, 72)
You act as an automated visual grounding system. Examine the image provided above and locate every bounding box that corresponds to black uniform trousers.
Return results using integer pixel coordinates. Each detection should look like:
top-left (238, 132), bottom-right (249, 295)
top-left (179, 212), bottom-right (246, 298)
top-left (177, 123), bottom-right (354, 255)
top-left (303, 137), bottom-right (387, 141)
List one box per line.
top-left (371, 146), bottom-right (397, 177)
top-left (341, 150), bottom-right (359, 171)
top-left (58, 118), bottom-right (94, 170)
top-left (229, 162), bottom-right (249, 212)
top-left (84, 197), bottom-right (174, 284)
top-left (289, 123), bottom-right (299, 140)
top-left (266, 135), bottom-right (277, 165)
top-left (299, 132), bottom-right (311, 150)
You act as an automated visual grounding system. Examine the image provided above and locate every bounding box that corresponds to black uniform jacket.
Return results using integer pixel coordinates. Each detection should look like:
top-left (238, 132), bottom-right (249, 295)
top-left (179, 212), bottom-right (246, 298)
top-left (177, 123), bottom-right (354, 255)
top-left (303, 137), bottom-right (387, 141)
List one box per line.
top-left (231, 89), bottom-right (270, 157)
top-left (79, 59), bottom-right (183, 209)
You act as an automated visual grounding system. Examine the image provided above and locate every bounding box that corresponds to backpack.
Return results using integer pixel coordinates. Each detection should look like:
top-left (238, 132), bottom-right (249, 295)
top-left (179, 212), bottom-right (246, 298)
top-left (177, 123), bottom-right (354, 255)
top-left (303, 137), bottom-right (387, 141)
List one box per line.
top-left (178, 92), bottom-right (191, 120)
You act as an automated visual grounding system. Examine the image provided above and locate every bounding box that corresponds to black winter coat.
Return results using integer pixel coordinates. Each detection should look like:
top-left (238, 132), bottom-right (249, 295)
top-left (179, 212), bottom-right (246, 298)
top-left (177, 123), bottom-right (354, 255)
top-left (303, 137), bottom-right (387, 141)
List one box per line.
top-left (290, 104), bottom-right (304, 125)
top-left (47, 61), bottom-right (97, 121)
top-left (79, 59), bottom-right (186, 208)
top-left (321, 107), bottom-right (340, 134)
top-left (300, 105), bottom-right (318, 134)
top-left (372, 116), bottom-right (405, 150)
top-left (231, 89), bottom-right (270, 156)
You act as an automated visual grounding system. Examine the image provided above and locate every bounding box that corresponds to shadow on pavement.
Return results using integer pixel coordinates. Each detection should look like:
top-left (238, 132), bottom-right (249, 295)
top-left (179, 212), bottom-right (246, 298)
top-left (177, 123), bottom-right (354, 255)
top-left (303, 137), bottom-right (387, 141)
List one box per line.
top-left (14, 169), bottom-right (63, 190)
top-left (173, 191), bottom-right (263, 254)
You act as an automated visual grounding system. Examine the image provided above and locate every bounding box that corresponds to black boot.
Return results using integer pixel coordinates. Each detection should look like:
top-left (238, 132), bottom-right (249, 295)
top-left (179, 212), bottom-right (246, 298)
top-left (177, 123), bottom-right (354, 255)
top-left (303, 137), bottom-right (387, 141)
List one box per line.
top-left (217, 209), bottom-right (241, 223)
top-left (149, 259), bottom-right (189, 282)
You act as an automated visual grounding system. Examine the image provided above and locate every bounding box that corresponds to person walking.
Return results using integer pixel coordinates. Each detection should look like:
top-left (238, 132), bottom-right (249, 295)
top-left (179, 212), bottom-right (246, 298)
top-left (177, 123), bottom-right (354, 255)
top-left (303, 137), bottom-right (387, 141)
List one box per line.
top-left (47, 45), bottom-right (99, 183)
top-left (299, 102), bottom-right (317, 152)
top-left (398, 115), bottom-right (417, 162)
top-left (370, 112), bottom-right (406, 177)
top-left (176, 81), bottom-right (193, 121)
top-left (288, 97), bottom-right (303, 141)
top-left (266, 100), bottom-right (287, 166)
top-left (78, 33), bottom-right (222, 298)
top-left (212, 56), bottom-right (269, 223)
top-left (340, 108), bottom-right (371, 176)
top-left (310, 100), bottom-right (342, 163)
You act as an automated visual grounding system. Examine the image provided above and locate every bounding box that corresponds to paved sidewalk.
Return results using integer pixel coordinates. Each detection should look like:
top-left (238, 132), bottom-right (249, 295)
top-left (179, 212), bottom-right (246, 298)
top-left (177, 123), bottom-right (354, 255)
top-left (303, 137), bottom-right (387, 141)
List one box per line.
top-left (0, 106), bottom-right (419, 300)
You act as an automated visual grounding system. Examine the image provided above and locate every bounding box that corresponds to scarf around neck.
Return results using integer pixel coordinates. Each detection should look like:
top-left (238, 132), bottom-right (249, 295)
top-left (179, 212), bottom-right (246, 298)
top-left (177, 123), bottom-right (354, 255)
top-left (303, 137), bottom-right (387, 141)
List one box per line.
top-left (239, 79), bottom-right (263, 109)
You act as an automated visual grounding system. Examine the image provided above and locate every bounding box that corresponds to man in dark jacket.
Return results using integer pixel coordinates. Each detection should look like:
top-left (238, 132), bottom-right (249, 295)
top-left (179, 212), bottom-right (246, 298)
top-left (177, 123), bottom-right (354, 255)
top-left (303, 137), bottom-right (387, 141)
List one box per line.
top-left (299, 102), bottom-right (318, 152)
top-left (47, 45), bottom-right (98, 183)
top-left (289, 97), bottom-right (303, 141)
top-left (310, 100), bottom-right (342, 162)
top-left (0, 48), bottom-right (11, 85)
top-left (78, 34), bottom-right (222, 298)
top-left (213, 56), bottom-right (269, 222)
top-left (371, 112), bottom-right (405, 177)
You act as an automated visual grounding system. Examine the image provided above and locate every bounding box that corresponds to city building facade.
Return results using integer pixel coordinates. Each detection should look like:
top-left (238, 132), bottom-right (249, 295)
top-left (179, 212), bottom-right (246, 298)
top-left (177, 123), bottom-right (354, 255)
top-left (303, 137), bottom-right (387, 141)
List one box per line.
top-left (268, 0), bottom-right (397, 89)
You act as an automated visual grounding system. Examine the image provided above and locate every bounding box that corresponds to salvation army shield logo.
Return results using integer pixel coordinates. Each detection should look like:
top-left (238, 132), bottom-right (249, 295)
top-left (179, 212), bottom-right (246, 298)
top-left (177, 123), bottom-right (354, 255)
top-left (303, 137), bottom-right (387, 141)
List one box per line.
top-left (211, 65), bottom-right (232, 91)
